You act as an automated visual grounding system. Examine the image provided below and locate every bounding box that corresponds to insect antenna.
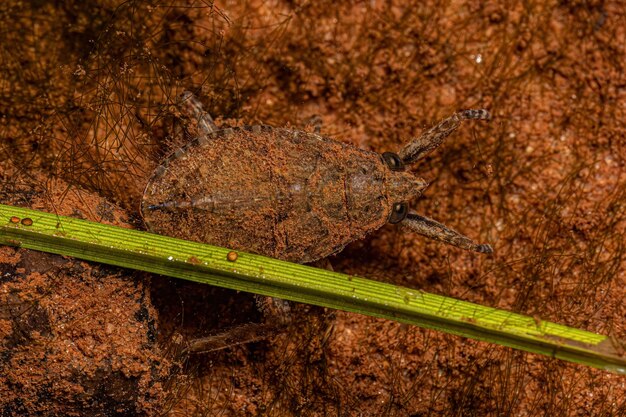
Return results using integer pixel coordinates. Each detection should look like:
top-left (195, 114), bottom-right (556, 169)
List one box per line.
top-left (399, 109), bottom-right (491, 165)
top-left (402, 212), bottom-right (493, 253)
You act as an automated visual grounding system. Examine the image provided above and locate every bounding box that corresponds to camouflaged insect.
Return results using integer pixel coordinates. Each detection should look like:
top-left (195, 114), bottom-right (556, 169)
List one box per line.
top-left (141, 92), bottom-right (492, 264)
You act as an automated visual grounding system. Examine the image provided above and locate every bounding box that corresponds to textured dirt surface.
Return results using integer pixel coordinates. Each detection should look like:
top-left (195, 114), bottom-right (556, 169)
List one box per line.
top-left (0, 166), bottom-right (169, 416)
top-left (0, 0), bottom-right (625, 416)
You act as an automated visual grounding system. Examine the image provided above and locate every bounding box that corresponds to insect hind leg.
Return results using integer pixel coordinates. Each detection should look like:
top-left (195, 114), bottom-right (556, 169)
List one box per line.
top-left (399, 109), bottom-right (490, 165)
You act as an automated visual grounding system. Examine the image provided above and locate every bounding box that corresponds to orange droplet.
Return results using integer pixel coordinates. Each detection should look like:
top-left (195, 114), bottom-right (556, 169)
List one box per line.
top-left (9, 216), bottom-right (20, 224)
top-left (21, 218), bottom-right (33, 226)
top-left (227, 251), bottom-right (238, 262)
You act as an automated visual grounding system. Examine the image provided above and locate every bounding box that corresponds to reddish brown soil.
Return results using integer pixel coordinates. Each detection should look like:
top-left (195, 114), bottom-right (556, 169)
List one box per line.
top-left (0, 167), bottom-right (168, 415)
top-left (1, 1), bottom-right (625, 416)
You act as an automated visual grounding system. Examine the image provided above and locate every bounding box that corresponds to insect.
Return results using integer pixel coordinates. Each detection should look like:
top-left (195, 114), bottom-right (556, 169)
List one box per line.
top-left (141, 92), bottom-right (492, 262)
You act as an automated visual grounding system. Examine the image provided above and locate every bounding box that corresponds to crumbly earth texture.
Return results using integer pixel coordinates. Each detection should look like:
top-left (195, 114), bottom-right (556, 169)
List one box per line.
top-left (0, 165), bottom-right (170, 416)
top-left (1, 1), bottom-right (625, 416)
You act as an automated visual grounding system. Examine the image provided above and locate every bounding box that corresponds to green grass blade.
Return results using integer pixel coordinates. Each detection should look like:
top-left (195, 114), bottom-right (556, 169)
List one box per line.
top-left (0, 204), bottom-right (624, 373)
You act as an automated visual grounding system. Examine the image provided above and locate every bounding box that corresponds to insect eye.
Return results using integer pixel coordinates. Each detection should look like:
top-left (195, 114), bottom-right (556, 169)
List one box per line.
top-left (381, 152), bottom-right (405, 171)
top-left (388, 202), bottom-right (409, 224)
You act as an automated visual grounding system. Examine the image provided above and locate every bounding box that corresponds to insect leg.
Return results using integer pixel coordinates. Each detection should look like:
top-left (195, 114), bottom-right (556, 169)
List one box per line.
top-left (399, 109), bottom-right (490, 165)
top-left (185, 322), bottom-right (286, 353)
top-left (183, 296), bottom-right (293, 353)
top-left (178, 91), bottom-right (218, 135)
top-left (403, 212), bottom-right (493, 253)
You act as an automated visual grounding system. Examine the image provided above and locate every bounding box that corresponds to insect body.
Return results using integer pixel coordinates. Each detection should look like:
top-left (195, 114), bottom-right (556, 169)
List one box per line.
top-left (141, 93), bottom-right (492, 264)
